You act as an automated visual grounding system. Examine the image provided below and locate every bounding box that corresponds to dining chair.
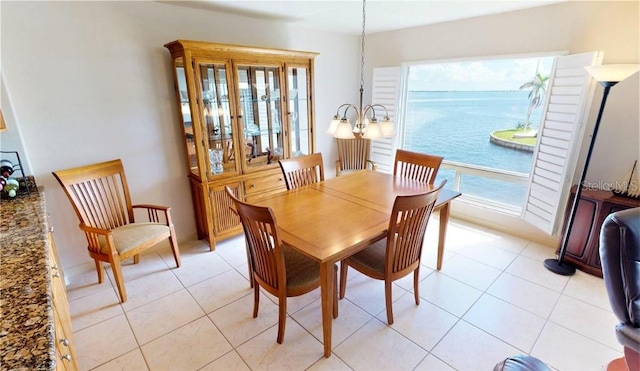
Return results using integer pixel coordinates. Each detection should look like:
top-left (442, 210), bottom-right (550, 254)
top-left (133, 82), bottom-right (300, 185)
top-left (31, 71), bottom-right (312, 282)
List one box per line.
top-left (278, 152), bottom-right (324, 190)
top-left (600, 208), bottom-right (640, 371)
top-left (394, 149), bottom-right (444, 185)
top-left (225, 187), bottom-right (337, 343)
top-left (335, 137), bottom-right (377, 177)
top-left (339, 180), bottom-right (446, 325)
top-left (52, 159), bottom-right (181, 303)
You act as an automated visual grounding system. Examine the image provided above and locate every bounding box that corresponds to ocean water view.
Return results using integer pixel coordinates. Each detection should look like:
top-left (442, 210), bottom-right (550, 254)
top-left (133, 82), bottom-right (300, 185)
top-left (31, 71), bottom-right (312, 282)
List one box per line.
top-left (403, 90), bottom-right (544, 207)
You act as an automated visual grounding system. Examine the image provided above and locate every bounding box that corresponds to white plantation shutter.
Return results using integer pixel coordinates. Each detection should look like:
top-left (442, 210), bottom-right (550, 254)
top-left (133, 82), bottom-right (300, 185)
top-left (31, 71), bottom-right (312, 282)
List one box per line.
top-left (522, 52), bottom-right (603, 235)
top-left (370, 67), bottom-right (402, 174)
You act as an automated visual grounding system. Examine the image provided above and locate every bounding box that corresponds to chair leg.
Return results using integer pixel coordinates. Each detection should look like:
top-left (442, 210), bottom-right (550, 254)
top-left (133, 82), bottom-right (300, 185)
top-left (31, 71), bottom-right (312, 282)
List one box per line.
top-left (109, 255), bottom-right (127, 303)
top-left (625, 346), bottom-right (640, 371)
top-left (385, 279), bottom-right (394, 325)
top-left (276, 295), bottom-right (287, 344)
top-left (169, 227), bottom-right (181, 268)
top-left (94, 259), bottom-right (104, 283)
top-left (339, 261), bottom-right (348, 299)
top-left (413, 268), bottom-right (420, 305)
top-left (133, 254), bottom-right (140, 264)
top-left (333, 265), bottom-right (339, 319)
top-left (252, 282), bottom-right (260, 318)
top-left (246, 240), bottom-right (254, 288)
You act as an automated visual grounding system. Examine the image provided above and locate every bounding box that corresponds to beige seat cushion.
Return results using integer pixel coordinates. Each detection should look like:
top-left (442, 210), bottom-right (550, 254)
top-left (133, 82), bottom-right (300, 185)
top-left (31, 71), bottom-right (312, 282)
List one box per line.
top-left (99, 222), bottom-right (170, 255)
top-left (337, 169), bottom-right (364, 176)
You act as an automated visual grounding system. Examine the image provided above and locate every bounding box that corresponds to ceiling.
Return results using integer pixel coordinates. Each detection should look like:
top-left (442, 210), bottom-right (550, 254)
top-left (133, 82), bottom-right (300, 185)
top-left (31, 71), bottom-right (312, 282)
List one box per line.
top-left (161, 0), bottom-right (566, 35)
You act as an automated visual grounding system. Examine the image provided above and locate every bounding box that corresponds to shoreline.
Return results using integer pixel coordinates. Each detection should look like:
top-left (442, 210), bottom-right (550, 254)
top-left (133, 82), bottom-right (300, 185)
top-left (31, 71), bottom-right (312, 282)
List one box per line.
top-left (489, 130), bottom-right (535, 152)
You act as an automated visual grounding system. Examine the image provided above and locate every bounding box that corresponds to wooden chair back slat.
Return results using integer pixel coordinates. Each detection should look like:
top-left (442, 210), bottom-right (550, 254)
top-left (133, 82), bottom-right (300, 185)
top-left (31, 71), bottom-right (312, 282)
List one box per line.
top-left (278, 153), bottom-right (324, 190)
top-left (101, 175), bottom-right (128, 226)
top-left (386, 181), bottom-right (445, 275)
top-left (250, 220), bottom-right (280, 288)
top-left (55, 160), bottom-right (133, 231)
top-left (393, 149), bottom-right (444, 185)
top-left (337, 137), bottom-right (370, 171)
top-left (214, 187), bottom-right (241, 231)
top-left (79, 175), bottom-right (124, 230)
top-left (226, 187), bottom-right (284, 289)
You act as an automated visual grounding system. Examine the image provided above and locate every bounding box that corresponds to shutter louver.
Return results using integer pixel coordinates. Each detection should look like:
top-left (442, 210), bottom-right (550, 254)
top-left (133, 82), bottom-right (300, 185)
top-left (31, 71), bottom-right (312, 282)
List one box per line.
top-left (370, 67), bottom-right (402, 174)
top-left (522, 52), bottom-right (603, 235)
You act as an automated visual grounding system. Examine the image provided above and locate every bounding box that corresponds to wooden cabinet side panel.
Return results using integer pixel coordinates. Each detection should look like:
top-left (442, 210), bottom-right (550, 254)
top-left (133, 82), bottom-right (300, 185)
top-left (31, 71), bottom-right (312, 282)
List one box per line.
top-left (189, 178), bottom-right (209, 240)
top-left (52, 304), bottom-right (75, 371)
top-left (210, 182), bottom-right (242, 235)
top-left (48, 233), bottom-right (78, 371)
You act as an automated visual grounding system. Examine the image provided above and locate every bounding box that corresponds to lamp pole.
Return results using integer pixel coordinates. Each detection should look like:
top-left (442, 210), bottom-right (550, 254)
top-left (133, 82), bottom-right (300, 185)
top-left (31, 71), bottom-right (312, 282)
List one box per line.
top-left (544, 81), bottom-right (615, 275)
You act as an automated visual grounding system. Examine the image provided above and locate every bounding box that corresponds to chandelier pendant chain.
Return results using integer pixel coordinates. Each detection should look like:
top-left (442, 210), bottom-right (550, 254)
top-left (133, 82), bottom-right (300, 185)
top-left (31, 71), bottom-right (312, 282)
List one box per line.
top-left (326, 0), bottom-right (395, 139)
top-left (360, 0), bottom-right (366, 90)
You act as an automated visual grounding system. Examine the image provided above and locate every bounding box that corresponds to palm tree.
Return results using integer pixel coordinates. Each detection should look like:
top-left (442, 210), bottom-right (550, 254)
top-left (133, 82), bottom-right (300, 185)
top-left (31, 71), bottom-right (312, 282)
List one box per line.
top-left (519, 72), bottom-right (549, 131)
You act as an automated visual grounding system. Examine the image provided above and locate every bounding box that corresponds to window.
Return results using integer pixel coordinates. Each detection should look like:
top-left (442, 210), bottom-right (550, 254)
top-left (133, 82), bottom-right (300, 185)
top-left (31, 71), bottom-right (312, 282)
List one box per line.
top-left (402, 57), bottom-right (554, 209)
top-left (371, 52), bottom-right (603, 235)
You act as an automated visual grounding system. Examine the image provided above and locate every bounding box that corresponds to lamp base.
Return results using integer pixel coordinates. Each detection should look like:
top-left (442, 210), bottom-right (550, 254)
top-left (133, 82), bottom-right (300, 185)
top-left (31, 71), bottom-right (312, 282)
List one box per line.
top-left (544, 258), bottom-right (576, 276)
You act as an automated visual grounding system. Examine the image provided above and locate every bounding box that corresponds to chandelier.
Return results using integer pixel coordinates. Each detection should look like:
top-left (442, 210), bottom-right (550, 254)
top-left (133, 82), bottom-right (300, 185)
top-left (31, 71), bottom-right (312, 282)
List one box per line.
top-left (326, 0), bottom-right (395, 140)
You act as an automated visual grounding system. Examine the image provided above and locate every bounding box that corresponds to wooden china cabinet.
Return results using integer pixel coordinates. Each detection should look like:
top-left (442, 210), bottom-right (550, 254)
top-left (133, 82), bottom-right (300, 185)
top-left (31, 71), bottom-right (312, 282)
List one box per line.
top-left (165, 40), bottom-right (317, 249)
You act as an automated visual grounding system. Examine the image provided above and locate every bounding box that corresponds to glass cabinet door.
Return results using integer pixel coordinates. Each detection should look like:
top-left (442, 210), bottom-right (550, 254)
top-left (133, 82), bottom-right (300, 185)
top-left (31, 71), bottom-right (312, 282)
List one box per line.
top-left (173, 58), bottom-right (199, 176)
top-left (196, 62), bottom-right (236, 177)
top-left (236, 65), bottom-right (284, 170)
top-left (287, 66), bottom-right (311, 157)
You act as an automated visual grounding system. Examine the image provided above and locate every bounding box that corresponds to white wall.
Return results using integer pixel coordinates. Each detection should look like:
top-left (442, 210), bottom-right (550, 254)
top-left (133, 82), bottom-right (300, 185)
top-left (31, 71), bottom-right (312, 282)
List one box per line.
top-left (1, 75), bottom-right (32, 175)
top-left (1, 1), bottom-right (359, 269)
top-left (365, 1), bottom-right (639, 243)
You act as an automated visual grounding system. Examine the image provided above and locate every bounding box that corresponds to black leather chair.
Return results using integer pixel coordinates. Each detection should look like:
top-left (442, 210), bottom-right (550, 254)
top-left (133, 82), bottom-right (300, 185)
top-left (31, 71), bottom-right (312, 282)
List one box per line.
top-left (493, 355), bottom-right (550, 371)
top-left (600, 207), bottom-right (640, 371)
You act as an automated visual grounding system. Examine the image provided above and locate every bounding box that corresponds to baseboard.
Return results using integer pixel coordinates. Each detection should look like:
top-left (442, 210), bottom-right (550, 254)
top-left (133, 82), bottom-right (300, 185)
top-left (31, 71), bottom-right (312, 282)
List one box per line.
top-left (450, 197), bottom-right (560, 247)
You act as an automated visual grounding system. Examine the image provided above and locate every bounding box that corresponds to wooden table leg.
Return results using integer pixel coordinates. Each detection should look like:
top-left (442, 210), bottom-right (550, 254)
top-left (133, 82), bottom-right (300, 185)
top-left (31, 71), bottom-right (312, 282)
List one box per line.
top-left (320, 261), bottom-right (333, 357)
top-left (437, 202), bottom-right (451, 271)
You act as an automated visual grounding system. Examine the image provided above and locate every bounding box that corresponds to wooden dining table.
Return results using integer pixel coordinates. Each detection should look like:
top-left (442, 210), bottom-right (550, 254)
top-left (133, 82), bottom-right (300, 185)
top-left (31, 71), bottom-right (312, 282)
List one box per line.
top-left (256, 170), bottom-right (461, 357)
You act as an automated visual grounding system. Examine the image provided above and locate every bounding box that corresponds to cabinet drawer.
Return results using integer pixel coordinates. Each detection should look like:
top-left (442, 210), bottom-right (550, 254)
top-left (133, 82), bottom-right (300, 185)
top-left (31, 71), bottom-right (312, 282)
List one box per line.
top-left (47, 232), bottom-right (78, 371)
top-left (244, 173), bottom-right (286, 196)
top-left (53, 307), bottom-right (75, 371)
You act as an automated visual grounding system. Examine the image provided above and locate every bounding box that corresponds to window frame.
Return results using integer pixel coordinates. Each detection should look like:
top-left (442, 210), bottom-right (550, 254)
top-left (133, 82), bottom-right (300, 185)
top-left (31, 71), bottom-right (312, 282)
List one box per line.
top-left (371, 50), bottom-right (603, 235)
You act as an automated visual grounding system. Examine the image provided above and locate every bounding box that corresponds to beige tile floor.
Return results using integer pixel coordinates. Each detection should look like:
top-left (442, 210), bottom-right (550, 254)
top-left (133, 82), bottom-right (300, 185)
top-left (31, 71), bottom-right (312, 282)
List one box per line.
top-left (65, 216), bottom-right (622, 371)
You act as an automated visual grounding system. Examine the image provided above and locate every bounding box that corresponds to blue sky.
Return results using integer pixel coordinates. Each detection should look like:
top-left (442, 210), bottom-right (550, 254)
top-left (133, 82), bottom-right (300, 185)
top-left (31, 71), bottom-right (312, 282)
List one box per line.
top-left (407, 56), bottom-right (554, 91)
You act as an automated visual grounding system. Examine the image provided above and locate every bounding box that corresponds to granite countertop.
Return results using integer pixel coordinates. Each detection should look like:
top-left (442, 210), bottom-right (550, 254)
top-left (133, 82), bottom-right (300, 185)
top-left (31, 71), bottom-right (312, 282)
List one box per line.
top-left (0, 187), bottom-right (56, 370)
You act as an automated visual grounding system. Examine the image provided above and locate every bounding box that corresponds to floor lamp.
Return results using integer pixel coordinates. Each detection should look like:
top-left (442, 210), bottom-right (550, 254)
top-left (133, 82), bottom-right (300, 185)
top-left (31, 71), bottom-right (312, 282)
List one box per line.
top-left (544, 64), bottom-right (640, 276)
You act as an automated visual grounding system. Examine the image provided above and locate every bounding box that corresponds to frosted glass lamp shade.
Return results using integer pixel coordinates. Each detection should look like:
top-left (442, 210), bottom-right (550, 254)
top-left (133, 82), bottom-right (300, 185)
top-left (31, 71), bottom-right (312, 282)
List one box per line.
top-left (327, 116), bottom-right (340, 135)
top-left (585, 64), bottom-right (640, 83)
top-left (379, 118), bottom-right (395, 137)
top-left (362, 121), bottom-right (382, 139)
top-left (334, 119), bottom-right (355, 139)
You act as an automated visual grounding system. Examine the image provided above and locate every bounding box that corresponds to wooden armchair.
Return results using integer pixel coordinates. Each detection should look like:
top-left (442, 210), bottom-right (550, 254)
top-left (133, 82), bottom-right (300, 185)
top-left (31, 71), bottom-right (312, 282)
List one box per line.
top-left (278, 152), bottom-right (324, 190)
top-left (335, 137), bottom-right (377, 177)
top-left (52, 159), bottom-right (181, 303)
top-left (339, 181), bottom-right (446, 325)
top-left (394, 149), bottom-right (444, 185)
top-left (225, 187), bottom-right (337, 344)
